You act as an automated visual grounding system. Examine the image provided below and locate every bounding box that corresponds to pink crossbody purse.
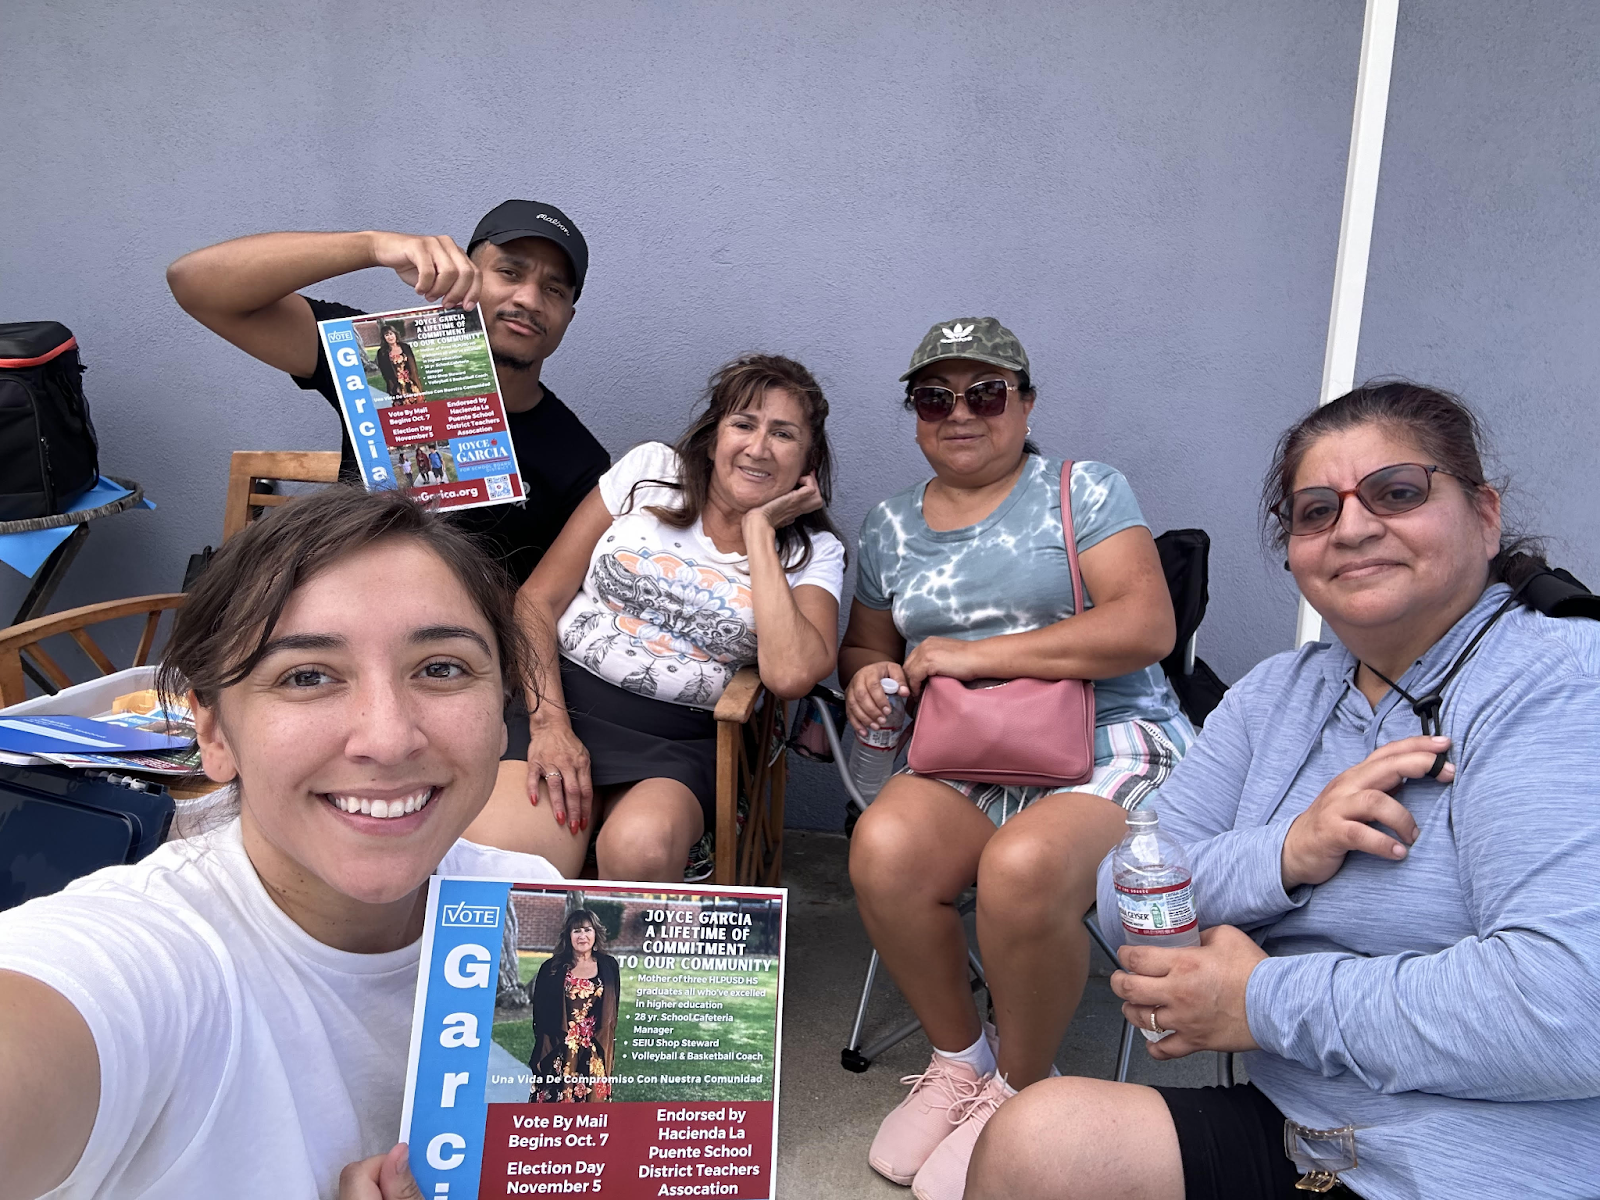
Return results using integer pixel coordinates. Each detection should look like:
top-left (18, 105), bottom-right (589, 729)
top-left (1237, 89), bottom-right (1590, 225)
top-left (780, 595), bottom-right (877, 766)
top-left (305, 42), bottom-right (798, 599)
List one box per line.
top-left (905, 461), bottom-right (1096, 788)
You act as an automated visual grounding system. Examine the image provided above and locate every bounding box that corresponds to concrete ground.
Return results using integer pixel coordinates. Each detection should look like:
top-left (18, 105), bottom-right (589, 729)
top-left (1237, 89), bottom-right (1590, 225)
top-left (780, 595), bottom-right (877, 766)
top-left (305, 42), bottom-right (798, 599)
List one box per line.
top-left (774, 830), bottom-right (1231, 1200)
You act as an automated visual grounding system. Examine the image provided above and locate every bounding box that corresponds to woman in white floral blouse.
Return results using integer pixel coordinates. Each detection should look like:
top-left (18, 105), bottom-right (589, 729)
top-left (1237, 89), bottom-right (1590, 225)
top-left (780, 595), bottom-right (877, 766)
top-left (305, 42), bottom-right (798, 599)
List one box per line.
top-left (466, 354), bottom-right (845, 881)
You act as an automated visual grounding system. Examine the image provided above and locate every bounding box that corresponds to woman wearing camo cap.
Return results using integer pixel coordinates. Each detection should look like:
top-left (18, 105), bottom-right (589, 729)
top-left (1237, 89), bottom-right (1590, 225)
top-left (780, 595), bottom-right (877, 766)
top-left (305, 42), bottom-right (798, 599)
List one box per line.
top-left (839, 317), bottom-right (1192, 1200)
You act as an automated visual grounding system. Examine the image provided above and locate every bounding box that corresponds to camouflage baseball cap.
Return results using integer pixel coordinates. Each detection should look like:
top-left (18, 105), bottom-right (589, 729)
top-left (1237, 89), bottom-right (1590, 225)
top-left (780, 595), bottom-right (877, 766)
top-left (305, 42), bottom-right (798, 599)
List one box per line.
top-left (899, 317), bottom-right (1029, 382)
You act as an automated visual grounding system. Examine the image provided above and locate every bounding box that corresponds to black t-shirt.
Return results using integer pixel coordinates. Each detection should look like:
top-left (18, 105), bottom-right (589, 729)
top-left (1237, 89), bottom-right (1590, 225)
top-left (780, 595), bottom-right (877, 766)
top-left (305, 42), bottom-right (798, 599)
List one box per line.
top-left (293, 297), bottom-right (610, 584)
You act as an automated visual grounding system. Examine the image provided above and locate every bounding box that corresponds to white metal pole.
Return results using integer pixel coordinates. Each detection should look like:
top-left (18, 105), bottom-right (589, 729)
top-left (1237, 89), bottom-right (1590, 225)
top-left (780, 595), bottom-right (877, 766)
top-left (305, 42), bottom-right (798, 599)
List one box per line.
top-left (1295, 0), bottom-right (1400, 646)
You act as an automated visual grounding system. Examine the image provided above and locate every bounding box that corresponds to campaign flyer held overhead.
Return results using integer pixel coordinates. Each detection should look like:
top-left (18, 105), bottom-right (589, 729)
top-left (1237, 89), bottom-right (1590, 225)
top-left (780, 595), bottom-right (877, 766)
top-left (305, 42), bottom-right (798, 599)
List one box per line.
top-left (401, 877), bottom-right (787, 1200)
top-left (316, 304), bottom-right (523, 512)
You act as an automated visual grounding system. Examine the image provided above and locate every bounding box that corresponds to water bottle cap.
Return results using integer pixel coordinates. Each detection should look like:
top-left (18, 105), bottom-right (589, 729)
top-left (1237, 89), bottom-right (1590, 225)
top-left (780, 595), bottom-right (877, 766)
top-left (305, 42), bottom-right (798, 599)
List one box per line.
top-left (881, 678), bottom-right (901, 696)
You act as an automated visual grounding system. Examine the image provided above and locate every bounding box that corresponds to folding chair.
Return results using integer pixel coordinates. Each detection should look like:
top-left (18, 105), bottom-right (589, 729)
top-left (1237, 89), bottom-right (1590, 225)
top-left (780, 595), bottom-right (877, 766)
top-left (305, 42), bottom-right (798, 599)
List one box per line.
top-left (805, 696), bottom-right (1146, 1080)
top-left (1155, 528), bottom-right (1227, 728)
top-left (816, 527), bottom-right (1234, 1086)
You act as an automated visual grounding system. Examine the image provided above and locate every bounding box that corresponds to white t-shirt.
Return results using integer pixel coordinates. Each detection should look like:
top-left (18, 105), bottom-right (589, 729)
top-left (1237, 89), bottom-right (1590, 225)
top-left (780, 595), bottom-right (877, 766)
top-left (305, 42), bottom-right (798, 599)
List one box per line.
top-left (554, 441), bottom-right (845, 708)
top-left (0, 819), bottom-right (559, 1199)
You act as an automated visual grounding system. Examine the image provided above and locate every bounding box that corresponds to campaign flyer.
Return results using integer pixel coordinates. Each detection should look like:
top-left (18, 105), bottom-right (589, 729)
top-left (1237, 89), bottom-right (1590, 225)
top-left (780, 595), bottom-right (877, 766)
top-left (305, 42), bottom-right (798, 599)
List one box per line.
top-left (401, 878), bottom-right (786, 1200)
top-left (28, 706), bottom-right (201, 775)
top-left (315, 304), bottom-right (523, 512)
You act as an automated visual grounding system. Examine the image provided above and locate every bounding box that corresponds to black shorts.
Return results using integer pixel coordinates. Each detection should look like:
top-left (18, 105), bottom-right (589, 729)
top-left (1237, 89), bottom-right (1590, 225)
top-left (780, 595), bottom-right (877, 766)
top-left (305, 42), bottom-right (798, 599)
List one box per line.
top-left (1153, 1084), bottom-right (1362, 1200)
top-left (502, 660), bottom-right (718, 826)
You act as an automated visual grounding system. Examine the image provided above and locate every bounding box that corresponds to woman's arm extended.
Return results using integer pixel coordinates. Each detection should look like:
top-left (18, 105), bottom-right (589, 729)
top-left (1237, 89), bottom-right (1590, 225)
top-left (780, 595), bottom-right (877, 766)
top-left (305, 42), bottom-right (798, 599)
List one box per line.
top-left (515, 487), bottom-right (614, 830)
top-left (743, 478), bottom-right (839, 700)
top-left (901, 526), bottom-right (1175, 694)
top-left (0, 971), bottom-right (99, 1200)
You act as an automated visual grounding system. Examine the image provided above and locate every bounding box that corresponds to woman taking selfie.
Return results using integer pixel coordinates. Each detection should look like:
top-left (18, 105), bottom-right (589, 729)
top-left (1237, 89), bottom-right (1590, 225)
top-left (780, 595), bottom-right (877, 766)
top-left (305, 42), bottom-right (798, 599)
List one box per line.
top-left (967, 383), bottom-right (1600, 1200)
top-left (0, 488), bottom-right (559, 1200)
top-left (840, 318), bottom-right (1189, 1200)
top-left (466, 354), bottom-right (845, 882)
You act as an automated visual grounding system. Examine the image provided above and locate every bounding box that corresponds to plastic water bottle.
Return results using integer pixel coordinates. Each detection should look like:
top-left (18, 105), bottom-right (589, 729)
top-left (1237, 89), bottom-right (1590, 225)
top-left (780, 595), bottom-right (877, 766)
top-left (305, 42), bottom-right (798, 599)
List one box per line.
top-left (1113, 808), bottom-right (1201, 950)
top-left (1114, 808), bottom-right (1199, 1041)
top-left (847, 678), bottom-right (910, 804)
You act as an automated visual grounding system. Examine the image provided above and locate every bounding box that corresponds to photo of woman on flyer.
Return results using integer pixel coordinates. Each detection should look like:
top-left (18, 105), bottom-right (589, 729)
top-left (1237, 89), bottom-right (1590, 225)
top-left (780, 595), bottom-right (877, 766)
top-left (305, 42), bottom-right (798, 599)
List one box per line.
top-left (529, 908), bottom-right (620, 1102)
top-left (373, 321), bottom-right (425, 402)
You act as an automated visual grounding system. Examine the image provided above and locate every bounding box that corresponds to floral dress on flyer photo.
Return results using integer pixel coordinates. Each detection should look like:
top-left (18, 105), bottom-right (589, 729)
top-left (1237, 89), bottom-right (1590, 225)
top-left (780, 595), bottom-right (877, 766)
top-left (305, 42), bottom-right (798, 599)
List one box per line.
top-left (532, 971), bottom-right (613, 1102)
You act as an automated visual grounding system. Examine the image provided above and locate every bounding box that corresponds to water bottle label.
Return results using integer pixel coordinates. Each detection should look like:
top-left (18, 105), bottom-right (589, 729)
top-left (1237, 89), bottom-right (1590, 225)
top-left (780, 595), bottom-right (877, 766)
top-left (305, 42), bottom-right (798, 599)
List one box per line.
top-left (1115, 880), bottom-right (1198, 937)
top-left (856, 726), bottom-right (902, 751)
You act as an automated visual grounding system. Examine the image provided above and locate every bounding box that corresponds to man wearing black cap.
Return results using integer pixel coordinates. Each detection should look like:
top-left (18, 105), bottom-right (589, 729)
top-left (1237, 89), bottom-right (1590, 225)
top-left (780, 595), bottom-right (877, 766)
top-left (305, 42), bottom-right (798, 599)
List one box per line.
top-left (167, 200), bottom-right (609, 585)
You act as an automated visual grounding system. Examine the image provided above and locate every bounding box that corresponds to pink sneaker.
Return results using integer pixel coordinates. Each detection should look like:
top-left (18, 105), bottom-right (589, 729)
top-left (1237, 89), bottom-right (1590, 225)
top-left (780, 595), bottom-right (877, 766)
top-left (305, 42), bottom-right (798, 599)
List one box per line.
top-left (910, 1072), bottom-right (1013, 1200)
top-left (868, 1054), bottom-right (988, 1185)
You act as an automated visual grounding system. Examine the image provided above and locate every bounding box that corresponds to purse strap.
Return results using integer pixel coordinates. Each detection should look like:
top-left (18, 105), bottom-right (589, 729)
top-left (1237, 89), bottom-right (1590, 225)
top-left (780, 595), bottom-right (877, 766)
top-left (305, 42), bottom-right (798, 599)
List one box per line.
top-left (1060, 460), bottom-right (1086, 616)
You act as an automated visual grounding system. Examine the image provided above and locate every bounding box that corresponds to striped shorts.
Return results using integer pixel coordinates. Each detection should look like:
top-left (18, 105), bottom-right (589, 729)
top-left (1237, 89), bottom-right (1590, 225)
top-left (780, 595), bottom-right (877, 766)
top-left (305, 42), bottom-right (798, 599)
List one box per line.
top-left (903, 712), bottom-right (1196, 827)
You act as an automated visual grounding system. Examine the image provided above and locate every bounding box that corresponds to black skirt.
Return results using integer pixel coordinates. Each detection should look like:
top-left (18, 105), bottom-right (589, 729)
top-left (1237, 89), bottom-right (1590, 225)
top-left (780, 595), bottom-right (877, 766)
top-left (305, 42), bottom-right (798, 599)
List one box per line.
top-left (506, 659), bottom-right (718, 825)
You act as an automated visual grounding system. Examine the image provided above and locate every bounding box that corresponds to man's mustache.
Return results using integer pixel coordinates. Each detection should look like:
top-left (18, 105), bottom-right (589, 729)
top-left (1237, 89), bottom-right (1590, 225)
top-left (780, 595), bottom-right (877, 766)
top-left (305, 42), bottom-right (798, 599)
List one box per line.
top-left (495, 308), bottom-right (548, 337)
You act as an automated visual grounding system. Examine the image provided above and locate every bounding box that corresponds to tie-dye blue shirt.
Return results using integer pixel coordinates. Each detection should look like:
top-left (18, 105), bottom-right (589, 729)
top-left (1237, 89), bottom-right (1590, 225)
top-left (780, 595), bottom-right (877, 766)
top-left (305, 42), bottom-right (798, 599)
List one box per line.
top-left (854, 454), bottom-right (1180, 726)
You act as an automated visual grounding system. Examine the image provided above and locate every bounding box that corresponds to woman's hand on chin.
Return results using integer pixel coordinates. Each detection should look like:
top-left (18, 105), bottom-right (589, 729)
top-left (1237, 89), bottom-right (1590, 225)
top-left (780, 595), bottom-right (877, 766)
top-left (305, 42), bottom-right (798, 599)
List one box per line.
top-left (339, 1144), bottom-right (424, 1200)
top-left (902, 636), bottom-right (980, 697)
top-left (743, 473), bottom-right (823, 532)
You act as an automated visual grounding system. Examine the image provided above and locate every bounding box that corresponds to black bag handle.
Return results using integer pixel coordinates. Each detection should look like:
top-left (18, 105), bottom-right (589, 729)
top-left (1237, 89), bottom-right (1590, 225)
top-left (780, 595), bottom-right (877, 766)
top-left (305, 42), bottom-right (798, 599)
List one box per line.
top-left (1519, 567), bottom-right (1600, 621)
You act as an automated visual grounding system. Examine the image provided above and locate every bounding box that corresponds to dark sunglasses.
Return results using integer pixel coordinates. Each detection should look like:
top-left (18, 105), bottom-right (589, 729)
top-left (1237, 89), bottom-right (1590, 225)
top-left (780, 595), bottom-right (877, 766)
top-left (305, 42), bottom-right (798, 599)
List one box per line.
top-left (909, 379), bottom-right (1012, 422)
top-left (1276, 462), bottom-right (1465, 536)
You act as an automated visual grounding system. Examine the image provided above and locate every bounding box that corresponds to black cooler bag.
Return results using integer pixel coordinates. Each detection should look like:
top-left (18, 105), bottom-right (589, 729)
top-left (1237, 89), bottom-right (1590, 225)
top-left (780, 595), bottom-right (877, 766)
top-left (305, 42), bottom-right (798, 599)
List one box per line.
top-left (0, 322), bottom-right (100, 521)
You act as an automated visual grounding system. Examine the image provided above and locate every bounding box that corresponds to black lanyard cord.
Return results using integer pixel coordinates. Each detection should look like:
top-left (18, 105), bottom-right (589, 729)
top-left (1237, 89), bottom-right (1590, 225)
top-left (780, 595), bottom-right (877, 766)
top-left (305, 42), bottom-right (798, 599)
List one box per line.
top-left (1360, 584), bottom-right (1530, 778)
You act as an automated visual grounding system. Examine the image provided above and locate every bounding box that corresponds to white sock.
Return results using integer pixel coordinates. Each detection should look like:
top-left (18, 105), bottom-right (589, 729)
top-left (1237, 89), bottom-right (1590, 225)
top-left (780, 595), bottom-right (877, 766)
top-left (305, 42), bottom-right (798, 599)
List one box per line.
top-left (934, 1031), bottom-right (997, 1078)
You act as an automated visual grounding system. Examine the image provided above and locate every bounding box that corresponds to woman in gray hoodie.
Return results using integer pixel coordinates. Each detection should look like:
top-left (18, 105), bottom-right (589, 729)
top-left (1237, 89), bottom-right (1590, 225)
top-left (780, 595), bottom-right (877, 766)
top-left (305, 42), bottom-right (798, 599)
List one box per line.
top-left (966, 382), bottom-right (1600, 1200)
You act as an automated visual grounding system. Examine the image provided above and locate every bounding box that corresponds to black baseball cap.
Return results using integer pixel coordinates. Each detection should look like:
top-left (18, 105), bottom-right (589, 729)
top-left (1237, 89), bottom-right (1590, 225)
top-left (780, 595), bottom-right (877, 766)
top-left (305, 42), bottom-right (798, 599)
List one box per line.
top-left (467, 200), bottom-right (589, 301)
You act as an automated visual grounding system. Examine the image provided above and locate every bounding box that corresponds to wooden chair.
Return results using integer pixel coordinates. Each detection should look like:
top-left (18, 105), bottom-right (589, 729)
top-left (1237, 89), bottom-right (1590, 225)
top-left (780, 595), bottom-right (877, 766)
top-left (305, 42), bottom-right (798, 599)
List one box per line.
top-left (0, 452), bottom-right (342, 707)
top-left (0, 594), bottom-right (187, 708)
top-left (712, 667), bottom-right (787, 887)
top-left (221, 450), bottom-right (342, 540)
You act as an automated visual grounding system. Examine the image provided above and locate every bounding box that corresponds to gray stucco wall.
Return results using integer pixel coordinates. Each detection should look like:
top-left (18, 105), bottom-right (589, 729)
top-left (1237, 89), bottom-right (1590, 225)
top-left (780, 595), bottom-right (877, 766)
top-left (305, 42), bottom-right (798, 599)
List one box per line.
top-left (1358, 1), bottom-right (1599, 581)
top-left (3, 2), bottom-right (1593, 829)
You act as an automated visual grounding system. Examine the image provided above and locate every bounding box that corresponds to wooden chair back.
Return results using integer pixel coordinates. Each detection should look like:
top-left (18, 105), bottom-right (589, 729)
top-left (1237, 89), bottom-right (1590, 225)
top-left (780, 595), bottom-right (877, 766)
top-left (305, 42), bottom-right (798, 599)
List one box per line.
top-left (221, 450), bottom-right (342, 541)
top-left (0, 594), bottom-right (186, 708)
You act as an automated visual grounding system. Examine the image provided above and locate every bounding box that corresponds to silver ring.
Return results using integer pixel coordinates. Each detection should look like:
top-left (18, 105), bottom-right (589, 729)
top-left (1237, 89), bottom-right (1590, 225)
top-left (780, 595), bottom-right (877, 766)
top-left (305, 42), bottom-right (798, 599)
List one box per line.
top-left (545, 771), bottom-right (561, 779)
top-left (1148, 1009), bottom-right (1164, 1035)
